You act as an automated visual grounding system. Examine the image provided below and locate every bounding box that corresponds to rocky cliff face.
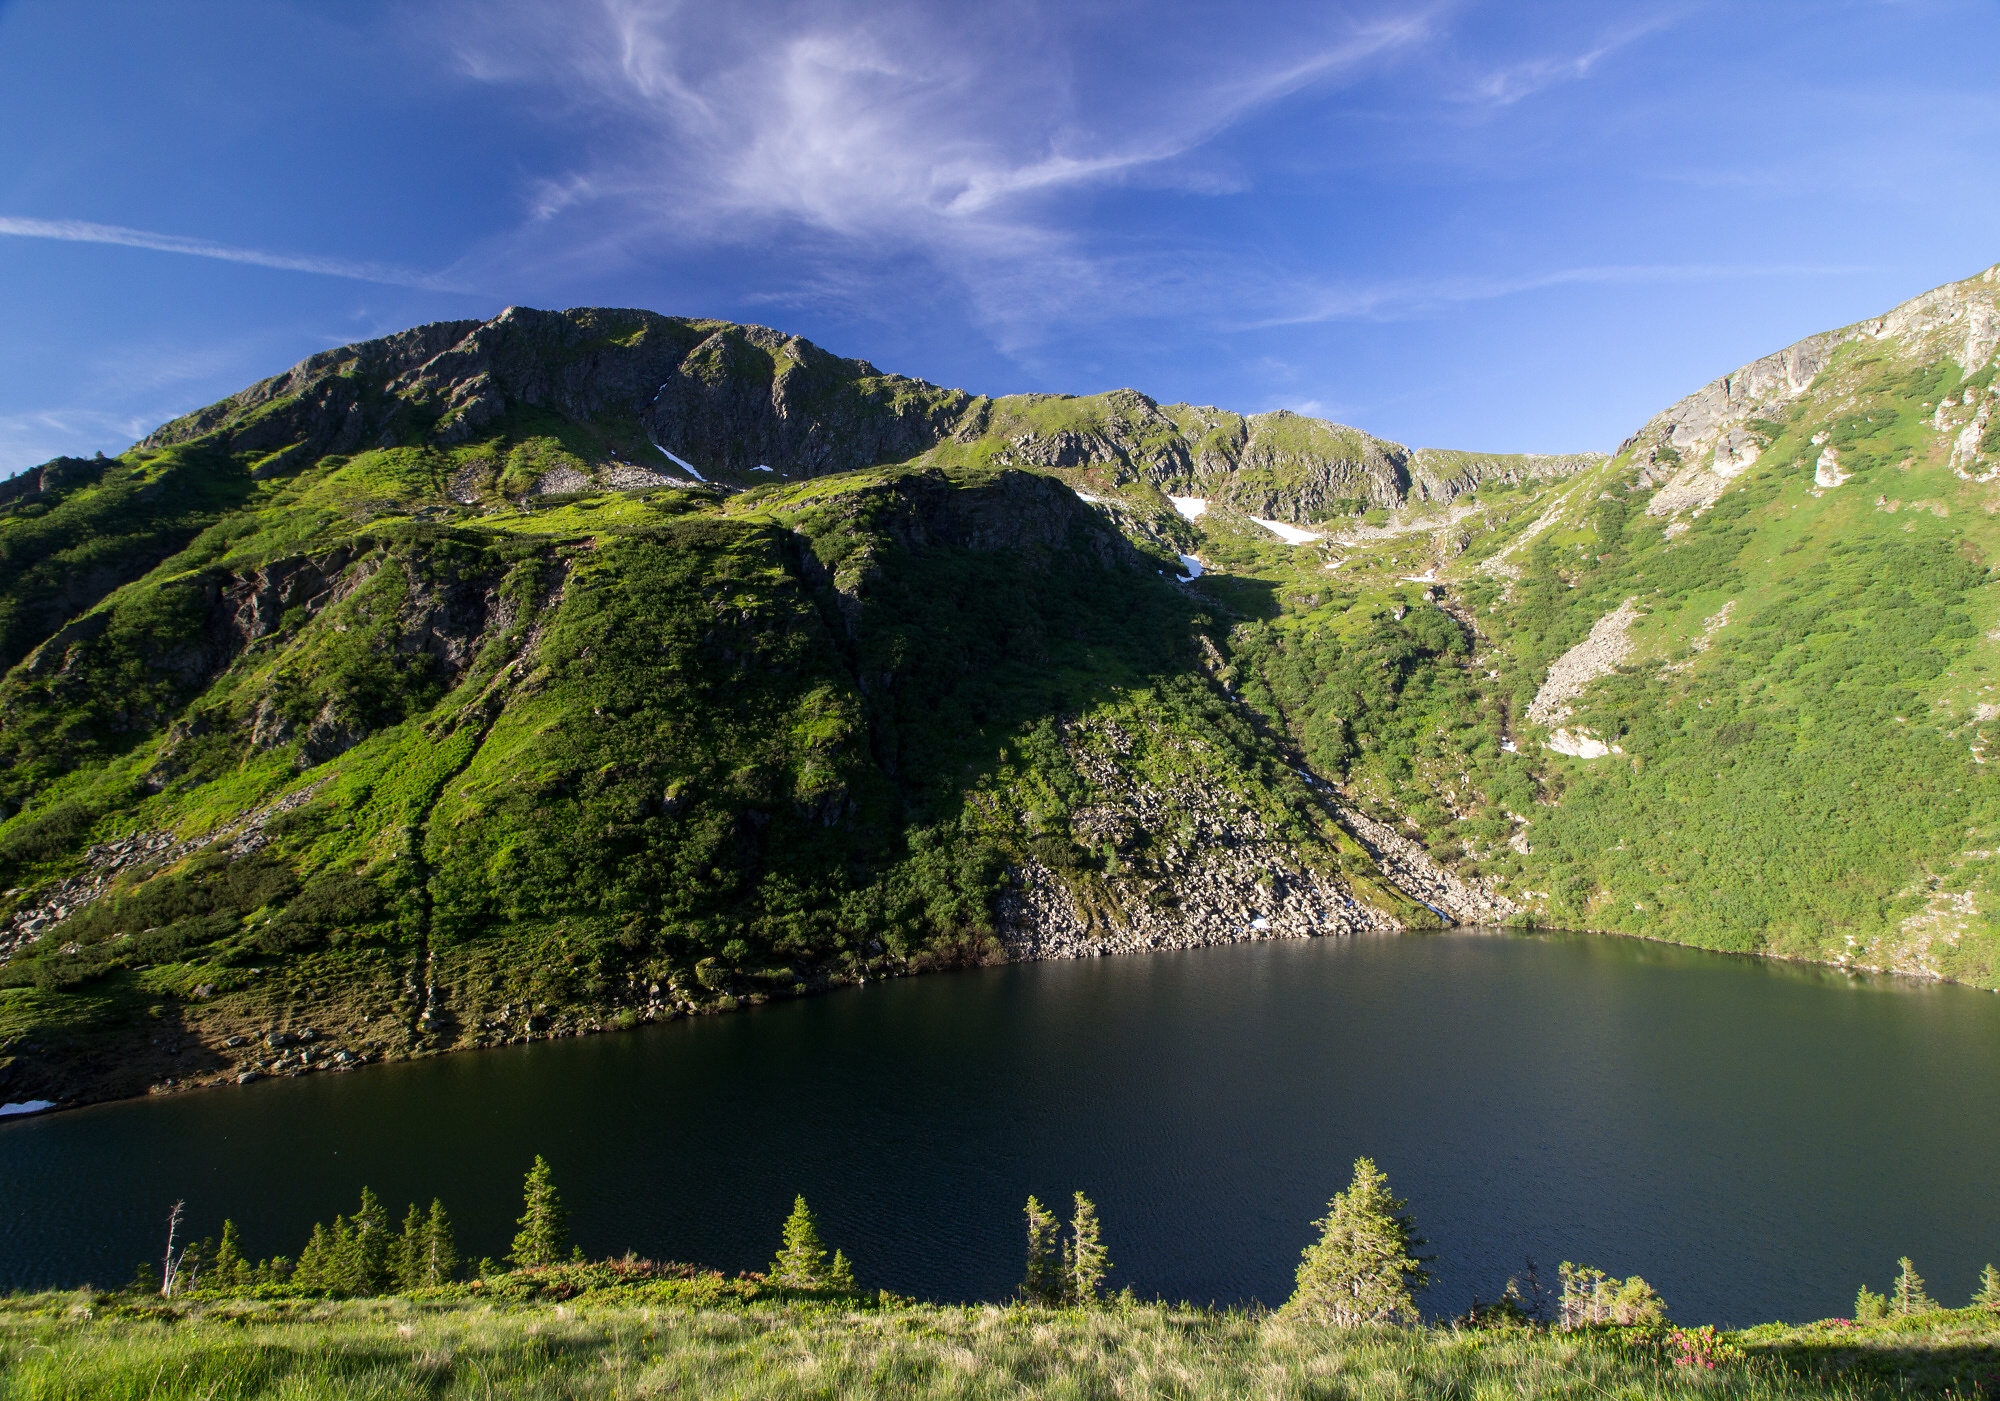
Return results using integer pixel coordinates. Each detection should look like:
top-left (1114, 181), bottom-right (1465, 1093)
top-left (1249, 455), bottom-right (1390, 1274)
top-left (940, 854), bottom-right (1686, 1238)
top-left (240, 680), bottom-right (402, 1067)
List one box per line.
top-left (1624, 265), bottom-right (2000, 519)
top-left (928, 392), bottom-right (1600, 525)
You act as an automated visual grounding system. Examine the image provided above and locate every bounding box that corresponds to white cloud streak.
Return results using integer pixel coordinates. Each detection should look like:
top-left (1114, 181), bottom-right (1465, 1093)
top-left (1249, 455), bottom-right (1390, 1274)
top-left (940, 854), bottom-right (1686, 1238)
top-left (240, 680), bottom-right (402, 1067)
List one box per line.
top-left (1463, 7), bottom-right (1690, 105)
top-left (430, 0), bottom-right (1448, 345)
top-left (1248, 261), bottom-right (1871, 328)
top-left (0, 216), bottom-right (466, 291)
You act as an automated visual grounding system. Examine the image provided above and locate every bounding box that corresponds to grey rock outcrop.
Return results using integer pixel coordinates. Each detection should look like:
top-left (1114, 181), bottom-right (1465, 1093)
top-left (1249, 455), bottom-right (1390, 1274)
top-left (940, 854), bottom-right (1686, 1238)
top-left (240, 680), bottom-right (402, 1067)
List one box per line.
top-left (1627, 262), bottom-right (2000, 515)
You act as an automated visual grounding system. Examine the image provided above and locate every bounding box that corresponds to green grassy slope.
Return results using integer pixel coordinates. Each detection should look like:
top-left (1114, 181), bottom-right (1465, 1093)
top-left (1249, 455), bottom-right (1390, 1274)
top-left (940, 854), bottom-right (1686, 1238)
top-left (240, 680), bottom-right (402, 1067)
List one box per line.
top-left (1193, 266), bottom-right (2000, 984)
top-left (3, 1287), bottom-right (1995, 1400)
top-left (0, 328), bottom-right (1412, 1105)
top-left (5, 269), bottom-right (2000, 1105)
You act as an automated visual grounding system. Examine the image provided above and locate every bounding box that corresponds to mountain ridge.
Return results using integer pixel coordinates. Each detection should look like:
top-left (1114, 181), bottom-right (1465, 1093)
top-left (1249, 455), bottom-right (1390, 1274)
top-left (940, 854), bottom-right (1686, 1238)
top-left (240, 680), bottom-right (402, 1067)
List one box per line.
top-left (0, 264), bottom-right (1997, 1110)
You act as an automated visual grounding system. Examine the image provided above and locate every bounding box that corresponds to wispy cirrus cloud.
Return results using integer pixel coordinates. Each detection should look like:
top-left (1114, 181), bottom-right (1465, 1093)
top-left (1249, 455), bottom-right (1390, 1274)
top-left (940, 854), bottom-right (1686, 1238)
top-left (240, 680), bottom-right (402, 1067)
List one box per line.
top-left (428, 0), bottom-right (1449, 345)
top-left (0, 216), bottom-right (467, 291)
top-left (1245, 260), bottom-right (1870, 328)
top-left (1461, 7), bottom-right (1691, 105)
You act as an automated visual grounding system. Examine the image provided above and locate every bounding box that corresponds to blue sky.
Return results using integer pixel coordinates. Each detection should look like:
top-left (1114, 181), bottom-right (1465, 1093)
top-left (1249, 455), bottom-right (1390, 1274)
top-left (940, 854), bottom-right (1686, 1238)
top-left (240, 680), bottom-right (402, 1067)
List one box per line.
top-left (2, 0), bottom-right (1997, 473)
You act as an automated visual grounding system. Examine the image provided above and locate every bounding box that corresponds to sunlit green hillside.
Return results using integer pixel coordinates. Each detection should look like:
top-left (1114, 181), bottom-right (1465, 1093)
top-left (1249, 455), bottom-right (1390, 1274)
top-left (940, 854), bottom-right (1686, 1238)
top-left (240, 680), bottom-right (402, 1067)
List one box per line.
top-left (1, 268), bottom-right (1997, 1108)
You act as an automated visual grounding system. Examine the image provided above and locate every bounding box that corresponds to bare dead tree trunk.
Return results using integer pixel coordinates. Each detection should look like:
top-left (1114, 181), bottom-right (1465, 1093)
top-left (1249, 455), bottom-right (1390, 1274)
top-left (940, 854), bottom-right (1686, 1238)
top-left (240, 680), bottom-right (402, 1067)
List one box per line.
top-left (160, 1200), bottom-right (185, 1299)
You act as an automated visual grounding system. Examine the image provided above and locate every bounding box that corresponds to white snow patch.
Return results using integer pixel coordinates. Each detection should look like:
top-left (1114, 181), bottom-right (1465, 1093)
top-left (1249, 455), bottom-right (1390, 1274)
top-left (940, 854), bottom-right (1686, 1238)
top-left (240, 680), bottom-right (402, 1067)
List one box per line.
top-left (1547, 728), bottom-right (1621, 759)
top-left (1074, 490), bottom-right (1114, 504)
top-left (1177, 553), bottom-right (1204, 580)
top-left (1249, 517), bottom-right (1323, 545)
top-left (0, 1100), bottom-right (55, 1118)
top-left (753, 465), bottom-right (775, 473)
top-left (650, 441), bottom-right (706, 482)
top-left (1168, 495), bottom-right (1208, 520)
top-left (1249, 917), bottom-right (1272, 930)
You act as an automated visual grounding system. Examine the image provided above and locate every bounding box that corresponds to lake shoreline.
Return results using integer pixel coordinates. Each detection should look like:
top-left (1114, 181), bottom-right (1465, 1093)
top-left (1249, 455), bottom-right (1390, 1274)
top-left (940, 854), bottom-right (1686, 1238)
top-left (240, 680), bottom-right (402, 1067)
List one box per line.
top-left (7, 906), bottom-right (1986, 1126)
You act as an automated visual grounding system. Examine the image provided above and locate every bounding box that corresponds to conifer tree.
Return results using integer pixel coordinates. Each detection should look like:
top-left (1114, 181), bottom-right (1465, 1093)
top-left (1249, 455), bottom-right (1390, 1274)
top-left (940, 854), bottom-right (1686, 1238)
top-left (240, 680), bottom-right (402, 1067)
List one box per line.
top-left (768, 1195), bottom-right (831, 1287)
top-left (828, 1249), bottom-right (857, 1294)
top-left (295, 1222), bottom-right (335, 1291)
top-left (1066, 1192), bottom-right (1110, 1305)
top-left (395, 1204), bottom-right (427, 1290)
top-left (1022, 1195), bottom-right (1063, 1304)
top-left (324, 1216), bottom-right (361, 1294)
top-left (1286, 1157), bottom-right (1431, 1326)
top-left (1891, 1257), bottom-right (1936, 1315)
top-left (1976, 1264), bottom-right (2000, 1311)
top-left (352, 1188), bottom-right (391, 1292)
top-left (509, 1156), bottom-right (570, 1268)
top-left (421, 1199), bottom-right (458, 1286)
top-left (1854, 1284), bottom-right (1887, 1322)
top-left (213, 1220), bottom-right (247, 1290)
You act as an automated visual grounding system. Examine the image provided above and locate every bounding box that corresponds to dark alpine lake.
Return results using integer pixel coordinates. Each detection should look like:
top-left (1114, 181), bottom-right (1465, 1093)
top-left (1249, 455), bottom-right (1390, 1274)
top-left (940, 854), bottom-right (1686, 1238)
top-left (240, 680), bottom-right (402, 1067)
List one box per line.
top-left (4, 929), bottom-right (1998, 1324)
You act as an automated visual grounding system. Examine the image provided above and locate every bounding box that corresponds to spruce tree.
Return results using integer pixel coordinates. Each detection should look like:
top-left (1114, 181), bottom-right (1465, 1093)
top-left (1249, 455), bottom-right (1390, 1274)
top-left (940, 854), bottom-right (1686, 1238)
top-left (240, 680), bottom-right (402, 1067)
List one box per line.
top-left (325, 1216), bottom-right (361, 1294)
top-left (422, 1199), bottom-right (459, 1286)
top-left (1286, 1157), bottom-right (1431, 1326)
top-left (1976, 1264), bottom-right (2000, 1311)
top-left (1067, 1192), bottom-right (1110, 1305)
top-left (1854, 1284), bottom-right (1888, 1321)
top-left (213, 1220), bottom-right (247, 1290)
top-left (295, 1222), bottom-right (334, 1291)
top-left (768, 1195), bottom-right (831, 1288)
top-left (1891, 1257), bottom-right (1936, 1315)
top-left (1022, 1195), bottom-right (1063, 1304)
top-left (509, 1156), bottom-right (570, 1268)
top-left (395, 1203), bottom-right (427, 1290)
top-left (828, 1249), bottom-right (857, 1294)
top-left (353, 1188), bottom-right (391, 1292)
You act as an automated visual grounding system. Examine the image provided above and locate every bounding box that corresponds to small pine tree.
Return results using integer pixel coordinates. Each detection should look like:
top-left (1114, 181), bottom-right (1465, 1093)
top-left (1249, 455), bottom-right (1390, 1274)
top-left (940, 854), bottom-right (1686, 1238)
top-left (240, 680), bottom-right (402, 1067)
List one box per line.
top-left (213, 1220), bottom-right (248, 1290)
top-left (1891, 1257), bottom-right (1936, 1316)
top-left (324, 1216), bottom-right (363, 1294)
top-left (395, 1203), bottom-right (427, 1291)
top-left (769, 1196), bottom-right (831, 1288)
top-left (509, 1156), bottom-right (569, 1268)
top-left (1854, 1284), bottom-right (1888, 1322)
top-left (1975, 1264), bottom-right (2000, 1311)
top-left (1286, 1157), bottom-right (1431, 1326)
top-left (1610, 1275), bottom-right (1667, 1324)
top-left (294, 1222), bottom-right (335, 1291)
top-left (828, 1249), bottom-right (857, 1294)
top-left (421, 1199), bottom-right (458, 1286)
top-left (1067, 1192), bottom-right (1110, 1305)
top-left (352, 1188), bottom-right (391, 1293)
top-left (1558, 1262), bottom-right (1610, 1329)
top-left (1022, 1195), bottom-right (1063, 1304)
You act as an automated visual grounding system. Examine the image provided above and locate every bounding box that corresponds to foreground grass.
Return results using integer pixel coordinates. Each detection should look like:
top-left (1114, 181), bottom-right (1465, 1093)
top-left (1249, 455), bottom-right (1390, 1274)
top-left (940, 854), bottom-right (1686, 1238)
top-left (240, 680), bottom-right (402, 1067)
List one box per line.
top-left (4, 1291), bottom-right (1998, 1401)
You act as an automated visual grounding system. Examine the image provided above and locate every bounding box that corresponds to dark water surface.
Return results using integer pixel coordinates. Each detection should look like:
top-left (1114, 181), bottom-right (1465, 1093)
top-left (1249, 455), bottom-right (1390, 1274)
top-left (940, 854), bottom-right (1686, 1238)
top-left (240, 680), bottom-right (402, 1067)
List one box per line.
top-left (4, 930), bottom-right (1998, 1323)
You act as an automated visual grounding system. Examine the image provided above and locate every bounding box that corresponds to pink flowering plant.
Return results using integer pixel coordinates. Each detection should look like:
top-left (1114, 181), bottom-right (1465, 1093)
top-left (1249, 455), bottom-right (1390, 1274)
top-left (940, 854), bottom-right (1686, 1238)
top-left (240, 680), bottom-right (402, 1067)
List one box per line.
top-left (1667, 1325), bottom-right (1743, 1370)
